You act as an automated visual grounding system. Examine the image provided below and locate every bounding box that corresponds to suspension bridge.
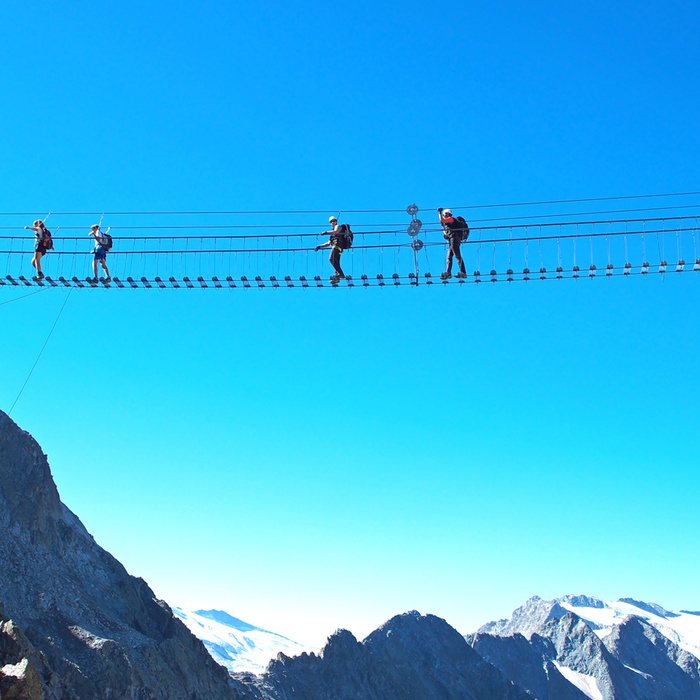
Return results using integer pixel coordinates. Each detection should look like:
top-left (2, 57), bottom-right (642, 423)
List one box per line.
top-left (1, 195), bottom-right (699, 290)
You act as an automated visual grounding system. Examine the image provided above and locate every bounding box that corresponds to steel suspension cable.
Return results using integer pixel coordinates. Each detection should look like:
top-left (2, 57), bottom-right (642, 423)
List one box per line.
top-left (8, 289), bottom-right (73, 416)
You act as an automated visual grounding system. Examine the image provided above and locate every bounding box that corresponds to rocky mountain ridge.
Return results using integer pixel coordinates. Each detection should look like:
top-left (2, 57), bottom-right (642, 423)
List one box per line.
top-left (470, 595), bottom-right (700, 699)
top-left (2, 409), bottom-right (699, 699)
top-left (235, 611), bottom-right (530, 700)
top-left (478, 594), bottom-right (700, 648)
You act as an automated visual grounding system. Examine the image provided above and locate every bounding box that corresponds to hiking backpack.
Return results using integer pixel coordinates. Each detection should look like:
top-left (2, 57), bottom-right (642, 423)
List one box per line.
top-left (100, 232), bottom-right (113, 251)
top-left (454, 216), bottom-right (470, 241)
top-left (337, 223), bottom-right (354, 250)
top-left (43, 228), bottom-right (54, 250)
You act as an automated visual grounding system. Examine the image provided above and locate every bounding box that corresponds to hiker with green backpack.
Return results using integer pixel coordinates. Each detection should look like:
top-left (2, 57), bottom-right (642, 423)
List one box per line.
top-left (314, 215), bottom-right (353, 280)
top-left (89, 224), bottom-right (112, 282)
top-left (438, 208), bottom-right (469, 279)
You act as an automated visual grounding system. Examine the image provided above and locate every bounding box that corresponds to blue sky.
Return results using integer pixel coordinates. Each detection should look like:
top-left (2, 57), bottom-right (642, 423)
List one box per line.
top-left (1, 0), bottom-right (699, 647)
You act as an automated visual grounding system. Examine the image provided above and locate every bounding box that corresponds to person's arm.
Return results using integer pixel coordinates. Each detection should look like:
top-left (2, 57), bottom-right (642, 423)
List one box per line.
top-left (315, 231), bottom-right (333, 251)
top-left (437, 209), bottom-right (451, 238)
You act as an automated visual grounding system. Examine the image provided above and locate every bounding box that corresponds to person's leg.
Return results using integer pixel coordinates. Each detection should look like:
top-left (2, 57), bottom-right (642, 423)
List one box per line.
top-left (93, 257), bottom-right (99, 280)
top-left (336, 248), bottom-right (345, 277)
top-left (444, 243), bottom-right (454, 277)
top-left (330, 247), bottom-right (344, 277)
top-left (33, 251), bottom-right (44, 277)
top-left (101, 258), bottom-right (110, 280)
top-left (453, 239), bottom-right (466, 276)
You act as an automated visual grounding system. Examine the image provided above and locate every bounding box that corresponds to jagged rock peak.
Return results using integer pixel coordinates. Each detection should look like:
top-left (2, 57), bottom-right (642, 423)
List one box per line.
top-left (320, 628), bottom-right (360, 660)
top-left (0, 411), bottom-right (247, 699)
top-left (365, 609), bottom-right (475, 657)
top-left (541, 611), bottom-right (609, 662)
top-left (478, 595), bottom-right (572, 639)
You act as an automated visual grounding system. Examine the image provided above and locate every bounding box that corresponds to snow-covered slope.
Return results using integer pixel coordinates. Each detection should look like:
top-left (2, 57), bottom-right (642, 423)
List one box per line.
top-left (552, 660), bottom-right (604, 700)
top-left (173, 608), bottom-right (316, 674)
top-left (558, 595), bottom-right (700, 660)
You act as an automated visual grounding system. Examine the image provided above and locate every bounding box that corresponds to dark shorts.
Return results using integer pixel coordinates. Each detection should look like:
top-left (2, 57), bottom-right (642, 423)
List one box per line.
top-left (34, 243), bottom-right (48, 255)
top-left (94, 246), bottom-right (107, 261)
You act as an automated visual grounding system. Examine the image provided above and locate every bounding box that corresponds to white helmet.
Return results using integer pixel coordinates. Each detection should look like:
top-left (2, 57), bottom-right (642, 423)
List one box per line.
top-left (443, 208), bottom-right (453, 217)
top-left (329, 215), bottom-right (338, 223)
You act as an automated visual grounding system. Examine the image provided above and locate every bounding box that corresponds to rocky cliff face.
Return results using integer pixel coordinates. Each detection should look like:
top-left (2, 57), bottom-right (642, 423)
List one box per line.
top-left (0, 600), bottom-right (61, 700)
top-left (0, 410), bottom-right (245, 699)
top-left (603, 616), bottom-right (700, 699)
top-left (465, 629), bottom-right (590, 700)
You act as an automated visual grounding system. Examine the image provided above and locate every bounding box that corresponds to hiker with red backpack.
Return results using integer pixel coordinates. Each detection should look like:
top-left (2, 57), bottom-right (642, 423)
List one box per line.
top-left (89, 224), bottom-right (112, 282)
top-left (438, 208), bottom-right (468, 279)
top-left (314, 215), bottom-right (353, 280)
top-left (25, 220), bottom-right (53, 280)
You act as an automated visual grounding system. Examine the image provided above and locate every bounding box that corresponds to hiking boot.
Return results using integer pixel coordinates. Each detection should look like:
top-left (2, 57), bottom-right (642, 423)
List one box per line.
top-left (37, 272), bottom-right (44, 279)
top-left (456, 272), bottom-right (467, 278)
top-left (440, 271), bottom-right (452, 279)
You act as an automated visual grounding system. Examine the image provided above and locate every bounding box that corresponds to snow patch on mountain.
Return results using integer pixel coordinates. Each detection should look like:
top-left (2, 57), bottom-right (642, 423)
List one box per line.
top-left (173, 607), bottom-right (316, 674)
top-left (552, 661), bottom-right (604, 700)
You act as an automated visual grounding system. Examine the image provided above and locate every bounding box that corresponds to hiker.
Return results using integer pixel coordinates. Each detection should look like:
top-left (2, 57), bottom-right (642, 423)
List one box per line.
top-left (25, 220), bottom-right (52, 279)
top-left (89, 224), bottom-right (111, 281)
top-left (314, 216), bottom-right (352, 280)
top-left (438, 208), bottom-right (467, 279)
